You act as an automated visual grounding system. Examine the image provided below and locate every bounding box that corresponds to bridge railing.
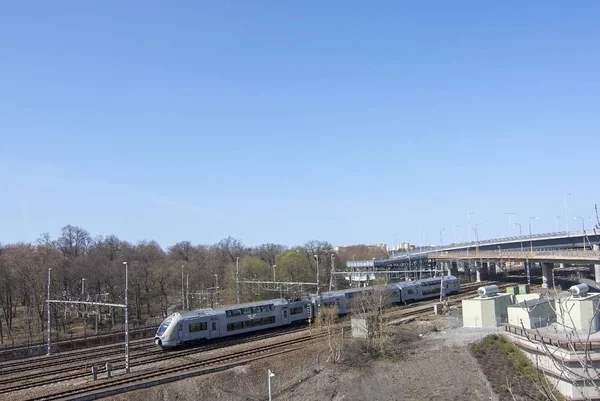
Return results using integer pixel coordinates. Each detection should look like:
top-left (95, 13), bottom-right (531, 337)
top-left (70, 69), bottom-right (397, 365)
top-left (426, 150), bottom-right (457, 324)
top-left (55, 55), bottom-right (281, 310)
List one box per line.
top-left (429, 248), bottom-right (600, 261)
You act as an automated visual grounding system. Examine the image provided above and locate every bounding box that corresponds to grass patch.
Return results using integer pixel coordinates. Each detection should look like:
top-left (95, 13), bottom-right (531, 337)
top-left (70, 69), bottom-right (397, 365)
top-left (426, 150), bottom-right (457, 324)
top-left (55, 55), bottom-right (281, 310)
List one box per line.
top-left (471, 334), bottom-right (564, 401)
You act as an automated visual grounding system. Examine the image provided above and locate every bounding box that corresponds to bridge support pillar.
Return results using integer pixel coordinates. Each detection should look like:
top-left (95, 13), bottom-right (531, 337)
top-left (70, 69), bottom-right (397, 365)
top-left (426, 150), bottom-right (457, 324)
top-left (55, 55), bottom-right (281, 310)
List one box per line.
top-left (541, 262), bottom-right (554, 289)
top-left (595, 265), bottom-right (600, 284)
top-left (475, 262), bottom-right (482, 283)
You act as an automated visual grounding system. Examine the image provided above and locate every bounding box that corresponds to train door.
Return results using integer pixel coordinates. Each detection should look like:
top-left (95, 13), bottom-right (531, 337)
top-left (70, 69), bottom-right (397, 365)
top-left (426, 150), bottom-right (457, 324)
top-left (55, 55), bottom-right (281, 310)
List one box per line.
top-left (282, 307), bottom-right (289, 325)
top-left (210, 318), bottom-right (220, 339)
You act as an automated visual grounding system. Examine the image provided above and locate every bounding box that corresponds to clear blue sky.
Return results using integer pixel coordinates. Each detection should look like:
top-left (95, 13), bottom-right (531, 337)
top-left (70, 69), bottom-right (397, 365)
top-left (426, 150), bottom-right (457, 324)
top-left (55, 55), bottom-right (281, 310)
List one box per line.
top-left (1, 1), bottom-right (599, 248)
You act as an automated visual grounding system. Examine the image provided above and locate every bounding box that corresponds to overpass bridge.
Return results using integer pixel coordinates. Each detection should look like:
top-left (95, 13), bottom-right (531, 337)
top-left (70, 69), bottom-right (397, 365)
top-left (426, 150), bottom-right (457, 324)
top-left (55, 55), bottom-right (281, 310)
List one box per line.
top-left (343, 231), bottom-right (600, 289)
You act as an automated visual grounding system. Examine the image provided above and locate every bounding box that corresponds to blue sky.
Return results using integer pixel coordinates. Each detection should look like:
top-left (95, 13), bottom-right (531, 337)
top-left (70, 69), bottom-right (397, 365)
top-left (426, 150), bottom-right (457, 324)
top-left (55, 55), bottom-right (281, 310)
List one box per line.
top-left (1, 1), bottom-right (599, 248)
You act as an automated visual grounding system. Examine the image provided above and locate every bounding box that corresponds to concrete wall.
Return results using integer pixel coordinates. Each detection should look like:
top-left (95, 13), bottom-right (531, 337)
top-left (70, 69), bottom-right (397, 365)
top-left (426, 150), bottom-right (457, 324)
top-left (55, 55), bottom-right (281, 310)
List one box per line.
top-left (508, 333), bottom-right (600, 400)
top-left (462, 293), bottom-right (513, 328)
top-left (508, 299), bottom-right (555, 329)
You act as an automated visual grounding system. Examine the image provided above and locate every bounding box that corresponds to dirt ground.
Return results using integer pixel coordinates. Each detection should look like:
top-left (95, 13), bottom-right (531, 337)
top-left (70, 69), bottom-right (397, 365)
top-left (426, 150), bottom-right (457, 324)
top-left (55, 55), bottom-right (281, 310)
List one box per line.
top-left (107, 316), bottom-right (498, 401)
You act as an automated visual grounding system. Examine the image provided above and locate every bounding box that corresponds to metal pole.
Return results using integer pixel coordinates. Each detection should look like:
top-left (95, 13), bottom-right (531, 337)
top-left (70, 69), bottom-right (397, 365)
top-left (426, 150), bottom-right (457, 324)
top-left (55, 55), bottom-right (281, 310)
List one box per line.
top-left (123, 261), bottom-right (130, 374)
top-left (268, 370), bottom-right (274, 401)
top-left (186, 274), bottom-right (189, 310)
top-left (505, 213), bottom-right (514, 236)
top-left (181, 265), bottom-right (184, 309)
top-left (564, 193), bottom-right (571, 234)
top-left (214, 274), bottom-right (219, 307)
top-left (529, 217), bottom-right (538, 256)
top-left (273, 265), bottom-right (277, 282)
top-left (467, 213), bottom-right (474, 242)
top-left (47, 268), bottom-right (51, 355)
top-left (329, 254), bottom-right (335, 291)
top-left (315, 256), bottom-right (319, 297)
top-left (236, 257), bottom-right (240, 304)
top-left (576, 216), bottom-right (586, 250)
top-left (439, 228), bottom-right (446, 246)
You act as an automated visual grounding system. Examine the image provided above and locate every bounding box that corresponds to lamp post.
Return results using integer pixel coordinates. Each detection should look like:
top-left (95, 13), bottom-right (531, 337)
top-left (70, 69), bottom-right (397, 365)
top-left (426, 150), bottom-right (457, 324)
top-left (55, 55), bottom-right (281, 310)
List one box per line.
top-left (268, 369), bottom-right (275, 401)
top-left (181, 265), bottom-right (185, 309)
top-left (186, 274), bottom-right (190, 310)
top-left (564, 193), bottom-right (571, 234)
top-left (123, 261), bottom-right (130, 373)
top-left (329, 254), bottom-right (335, 291)
top-left (214, 274), bottom-right (219, 307)
top-left (272, 264), bottom-right (277, 282)
top-left (467, 213), bottom-right (475, 242)
top-left (575, 216), bottom-right (586, 250)
top-left (513, 222), bottom-right (523, 252)
top-left (236, 257), bottom-right (240, 304)
top-left (529, 216), bottom-right (539, 256)
top-left (47, 268), bottom-right (51, 355)
top-left (505, 213), bottom-right (515, 236)
top-left (439, 228), bottom-right (446, 246)
top-left (314, 255), bottom-right (319, 297)
top-left (453, 225), bottom-right (459, 244)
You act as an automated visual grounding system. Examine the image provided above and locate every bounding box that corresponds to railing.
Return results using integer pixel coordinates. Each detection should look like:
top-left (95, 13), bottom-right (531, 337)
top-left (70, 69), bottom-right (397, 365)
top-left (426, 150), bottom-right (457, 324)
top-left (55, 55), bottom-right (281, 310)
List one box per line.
top-left (429, 249), bottom-right (600, 261)
top-left (504, 323), bottom-right (600, 351)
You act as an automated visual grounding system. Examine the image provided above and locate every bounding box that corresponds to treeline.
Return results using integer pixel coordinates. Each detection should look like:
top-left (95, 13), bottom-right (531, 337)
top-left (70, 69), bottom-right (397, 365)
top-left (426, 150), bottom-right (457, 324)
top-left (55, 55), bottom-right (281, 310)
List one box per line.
top-left (0, 225), bottom-right (388, 344)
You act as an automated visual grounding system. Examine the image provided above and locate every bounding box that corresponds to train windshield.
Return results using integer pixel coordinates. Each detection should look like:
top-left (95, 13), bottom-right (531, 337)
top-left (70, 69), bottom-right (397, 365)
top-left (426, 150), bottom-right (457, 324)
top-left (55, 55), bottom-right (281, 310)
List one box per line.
top-left (156, 318), bottom-right (172, 336)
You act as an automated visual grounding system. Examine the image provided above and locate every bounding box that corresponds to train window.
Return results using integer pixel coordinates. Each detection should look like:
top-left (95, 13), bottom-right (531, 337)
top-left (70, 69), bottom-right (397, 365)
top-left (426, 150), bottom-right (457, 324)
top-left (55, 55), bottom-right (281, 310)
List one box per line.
top-left (232, 309), bottom-right (242, 317)
top-left (226, 311), bottom-right (232, 318)
top-left (290, 307), bottom-right (304, 315)
top-left (212, 322), bottom-right (216, 331)
top-left (251, 307), bottom-right (258, 314)
top-left (189, 322), bottom-right (207, 332)
top-left (242, 307), bottom-right (252, 315)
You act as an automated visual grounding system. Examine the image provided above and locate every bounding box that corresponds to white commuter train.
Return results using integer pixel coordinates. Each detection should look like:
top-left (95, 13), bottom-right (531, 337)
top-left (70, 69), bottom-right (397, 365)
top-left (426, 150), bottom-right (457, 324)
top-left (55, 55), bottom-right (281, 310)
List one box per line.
top-left (320, 275), bottom-right (461, 314)
top-left (155, 298), bottom-right (313, 348)
top-left (155, 275), bottom-right (460, 349)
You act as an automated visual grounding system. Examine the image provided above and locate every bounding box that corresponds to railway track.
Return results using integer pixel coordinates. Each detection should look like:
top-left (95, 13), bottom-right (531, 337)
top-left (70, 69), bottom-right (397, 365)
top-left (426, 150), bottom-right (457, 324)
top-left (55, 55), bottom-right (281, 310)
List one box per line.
top-left (0, 325), bottom-right (310, 396)
top-left (2, 278), bottom-right (541, 399)
top-left (22, 332), bottom-right (326, 401)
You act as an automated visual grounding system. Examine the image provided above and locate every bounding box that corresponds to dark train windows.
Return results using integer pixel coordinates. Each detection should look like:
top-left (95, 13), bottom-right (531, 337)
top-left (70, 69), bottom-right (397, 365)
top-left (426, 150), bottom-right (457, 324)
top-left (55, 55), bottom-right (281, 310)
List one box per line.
top-left (226, 316), bottom-right (275, 332)
top-left (290, 306), bottom-right (304, 315)
top-left (226, 304), bottom-right (275, 318)
top-left (212, 322), bottom-right (217, 331)
top-left (189, 322), bottom-right (208, 332)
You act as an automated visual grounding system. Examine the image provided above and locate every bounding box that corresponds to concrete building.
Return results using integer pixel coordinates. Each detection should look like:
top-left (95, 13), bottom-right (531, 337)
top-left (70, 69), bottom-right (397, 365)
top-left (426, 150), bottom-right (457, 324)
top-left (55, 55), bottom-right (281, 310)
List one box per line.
top-left (462, 285), bottom-right (513, 328)
top-left (556, 284), bottom-right (600, 332)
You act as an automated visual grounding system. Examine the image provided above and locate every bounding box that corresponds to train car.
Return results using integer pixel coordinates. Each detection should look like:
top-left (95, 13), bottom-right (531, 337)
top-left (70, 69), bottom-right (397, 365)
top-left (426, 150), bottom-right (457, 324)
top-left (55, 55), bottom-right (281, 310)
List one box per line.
top-left (155, 298), bottom-right (313, 349)
top-left (319, 275), bottom-right (461, 314)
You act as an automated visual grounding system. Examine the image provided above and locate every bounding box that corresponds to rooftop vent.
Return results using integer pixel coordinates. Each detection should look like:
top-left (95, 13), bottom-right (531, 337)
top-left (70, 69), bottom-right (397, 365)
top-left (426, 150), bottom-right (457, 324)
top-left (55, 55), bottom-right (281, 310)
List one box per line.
top-left (477, 285), bottom-right (499, 297)
top-left (569, 284), bottom-right (589, 297)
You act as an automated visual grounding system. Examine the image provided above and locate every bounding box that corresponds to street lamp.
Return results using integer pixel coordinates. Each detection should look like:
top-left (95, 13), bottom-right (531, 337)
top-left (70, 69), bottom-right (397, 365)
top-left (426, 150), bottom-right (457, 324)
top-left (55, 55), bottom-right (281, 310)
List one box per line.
top-left (529, 217), bottom-right (539, 255)
top-left (47, 268), bottom-right (51, 355)
top-left (505, 213), bottom-right (515, 236)
top-left (236, 257), bottom-right (240, 304)
top-left (453, 225), bottom-right (459, 243)
top-left (214, 274), bottom-right (219, 307)
top-left (467, 213), bottom-right (475, 242)
top-left (564, 193), bottom-right (571, 234)
top-left (268, 369), bottom-right (275, 401)
top-left (439, 228), bottom-right (446, 246)
top-left (314, 255), bottom-right (319, 297)
top-left (329, 254), bottom-right (335, 291)
top-left (272, 265), bottom-right (277, 282)
top-left (514, 222), bottom-right (523, 252)
top-left (181, 265), bottom-right (185, 309)
top-left (123, 261), bottom-right (130, 374)
top-left (575, 216), bottom-right (586, 250)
